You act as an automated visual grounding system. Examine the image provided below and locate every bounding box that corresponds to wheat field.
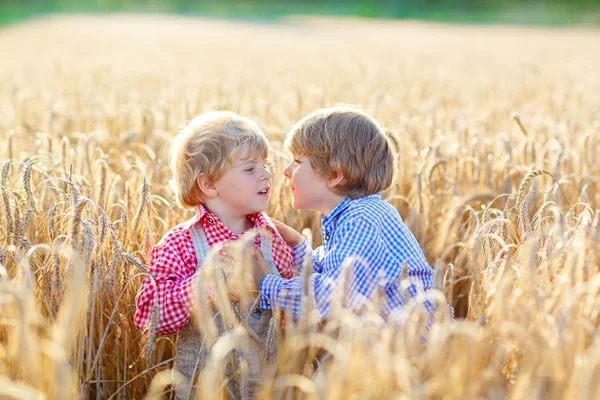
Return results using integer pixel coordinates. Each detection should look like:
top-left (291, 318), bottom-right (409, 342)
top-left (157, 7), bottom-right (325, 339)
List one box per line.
top-left (0, 14), bottom-right (599, 399)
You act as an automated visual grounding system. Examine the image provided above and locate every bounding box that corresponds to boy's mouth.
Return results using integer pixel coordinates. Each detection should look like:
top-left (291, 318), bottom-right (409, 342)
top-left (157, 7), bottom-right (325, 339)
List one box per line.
top-left (257, 188), bottom-right (270, 195)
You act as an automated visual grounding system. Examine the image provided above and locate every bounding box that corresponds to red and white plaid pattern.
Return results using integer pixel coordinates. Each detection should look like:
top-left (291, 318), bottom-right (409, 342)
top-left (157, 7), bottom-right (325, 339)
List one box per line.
top-left (134, 205), bottom-right (294, 335)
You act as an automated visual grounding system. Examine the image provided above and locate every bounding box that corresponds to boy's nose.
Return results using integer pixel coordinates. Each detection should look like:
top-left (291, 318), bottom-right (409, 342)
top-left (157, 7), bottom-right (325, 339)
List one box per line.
top-left (283, 163), bottom-right (291, 178)
top-left (263, 167), bottom-right (272, 180)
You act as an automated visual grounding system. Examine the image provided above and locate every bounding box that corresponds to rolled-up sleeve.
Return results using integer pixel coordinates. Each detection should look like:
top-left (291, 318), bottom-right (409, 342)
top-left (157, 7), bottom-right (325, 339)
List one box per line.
top-left (134, 242), bottom-right (199, 336)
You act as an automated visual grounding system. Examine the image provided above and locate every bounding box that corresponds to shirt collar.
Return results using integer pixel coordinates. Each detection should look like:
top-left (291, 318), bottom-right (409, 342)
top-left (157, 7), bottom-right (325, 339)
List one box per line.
top-left (181, 203), bottom-right (274, 235)
top-left (321, 193), bottom-right (381, 231)
top-left (181, 204), bottom-right (208, 231)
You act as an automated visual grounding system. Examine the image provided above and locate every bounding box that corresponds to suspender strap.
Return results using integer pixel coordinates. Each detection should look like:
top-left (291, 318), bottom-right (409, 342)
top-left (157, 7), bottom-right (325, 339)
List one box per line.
top-left (188, 224), bottom-right (210, 269)
top-left (258, 227), bottom-right (281, 277)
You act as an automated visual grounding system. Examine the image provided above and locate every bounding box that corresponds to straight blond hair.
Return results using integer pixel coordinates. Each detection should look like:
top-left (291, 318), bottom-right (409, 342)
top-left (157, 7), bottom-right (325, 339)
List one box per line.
top-left (285, 105), bottom-right (394, 199)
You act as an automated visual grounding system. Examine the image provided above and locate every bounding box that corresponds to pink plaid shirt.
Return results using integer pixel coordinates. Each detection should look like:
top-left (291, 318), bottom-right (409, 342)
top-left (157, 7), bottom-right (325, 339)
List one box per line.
top-left (134, 205), bottom-right (294, 335)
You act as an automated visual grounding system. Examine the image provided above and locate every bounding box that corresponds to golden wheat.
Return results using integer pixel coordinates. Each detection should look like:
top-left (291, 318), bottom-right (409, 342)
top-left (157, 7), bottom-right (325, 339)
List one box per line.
top-left (0, 14), bottom-right (599, 399)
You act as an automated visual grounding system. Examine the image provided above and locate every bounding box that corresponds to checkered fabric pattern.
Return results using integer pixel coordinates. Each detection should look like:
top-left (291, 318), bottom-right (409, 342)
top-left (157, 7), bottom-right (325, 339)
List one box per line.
top-left (259, 194), bottom-right (435, 320)
top-left (134, 205), bottom-right (294, 335)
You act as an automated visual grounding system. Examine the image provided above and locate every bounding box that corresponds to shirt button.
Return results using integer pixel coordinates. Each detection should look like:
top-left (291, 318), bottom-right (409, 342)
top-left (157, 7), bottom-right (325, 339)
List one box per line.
top-left (266, 300), bottom-right (271, 305)
top-left (325, 234), bottom-right (330, 241)
top-left (208, 217), bottom-right (214, 224)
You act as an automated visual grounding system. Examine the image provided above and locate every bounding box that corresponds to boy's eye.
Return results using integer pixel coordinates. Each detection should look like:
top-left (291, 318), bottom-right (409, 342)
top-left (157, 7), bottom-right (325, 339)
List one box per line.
top-left (244, 167), bottom-right (255, 172)
top-left (293, 159), bottom-right (301, 164)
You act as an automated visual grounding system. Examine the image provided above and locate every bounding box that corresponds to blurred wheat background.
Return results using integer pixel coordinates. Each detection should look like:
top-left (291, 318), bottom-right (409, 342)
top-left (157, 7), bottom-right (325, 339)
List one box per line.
top-left (0, 13), bottom-right (599, 399)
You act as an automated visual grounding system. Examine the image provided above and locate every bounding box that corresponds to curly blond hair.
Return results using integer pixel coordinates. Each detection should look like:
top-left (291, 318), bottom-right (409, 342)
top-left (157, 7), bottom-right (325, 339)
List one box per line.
top-left (169, 111), bottom-right (269, 209)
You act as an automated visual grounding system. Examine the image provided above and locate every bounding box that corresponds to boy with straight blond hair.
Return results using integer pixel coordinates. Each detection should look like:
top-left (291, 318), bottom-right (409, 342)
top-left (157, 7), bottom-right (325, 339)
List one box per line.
top-left (134, 111), bottom-right (294, 399)
top-left (253, 105), bottom-right (437, 321)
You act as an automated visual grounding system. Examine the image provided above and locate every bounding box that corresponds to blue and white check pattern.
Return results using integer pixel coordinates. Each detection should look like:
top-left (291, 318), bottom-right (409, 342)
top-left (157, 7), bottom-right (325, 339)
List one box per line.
top-left (259, 194), bottom-right (435, 320)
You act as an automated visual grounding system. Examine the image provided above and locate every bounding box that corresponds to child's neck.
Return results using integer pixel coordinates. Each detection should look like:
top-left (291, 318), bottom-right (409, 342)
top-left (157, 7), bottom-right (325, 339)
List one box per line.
top-left (223, 216), bottom-right (254, 235)
top-left (202, 203), bottom-right (254, 235)
top-left (319, 194), bottom-right (347, 216)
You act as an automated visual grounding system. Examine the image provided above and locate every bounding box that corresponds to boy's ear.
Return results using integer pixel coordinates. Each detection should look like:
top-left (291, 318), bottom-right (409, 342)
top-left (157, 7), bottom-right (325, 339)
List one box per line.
top-left (196, 174), bottom-right (218, 198)
top-left (327, 170), bottom-right (345, 189)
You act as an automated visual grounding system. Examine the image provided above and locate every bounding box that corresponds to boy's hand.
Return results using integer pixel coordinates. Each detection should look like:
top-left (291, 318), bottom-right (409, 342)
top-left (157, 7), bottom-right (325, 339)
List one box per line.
top-left (270, 218), bottom-right (303, 247)
top-left (215, 252), bottom-right (255, 302)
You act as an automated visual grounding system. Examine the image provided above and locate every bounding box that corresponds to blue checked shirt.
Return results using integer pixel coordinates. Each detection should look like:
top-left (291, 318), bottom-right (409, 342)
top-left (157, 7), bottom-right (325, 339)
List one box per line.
top-left (259, 194), bottom-right (435, 319)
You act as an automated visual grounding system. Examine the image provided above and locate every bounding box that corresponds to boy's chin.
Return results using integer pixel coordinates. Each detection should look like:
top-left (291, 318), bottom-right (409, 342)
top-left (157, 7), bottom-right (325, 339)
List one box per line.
top-left (249, 206), bottom-right (268, 214)
top-left (290, 199), bottom-right (305, 210)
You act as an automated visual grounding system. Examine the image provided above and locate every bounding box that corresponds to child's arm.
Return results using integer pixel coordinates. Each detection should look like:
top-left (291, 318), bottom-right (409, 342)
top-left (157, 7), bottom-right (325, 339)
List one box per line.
top-left (289, 238), bottom-right (325, 274)
top-left (134, 242), bottom-right (205, 336)
top-left (269, 218), bottom-right (324, 274)
top-left (258, 218), bottom-right (433, 319)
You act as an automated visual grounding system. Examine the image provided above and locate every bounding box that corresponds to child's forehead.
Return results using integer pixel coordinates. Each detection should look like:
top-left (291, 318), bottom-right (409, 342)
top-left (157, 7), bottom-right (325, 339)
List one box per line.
top-left (231, 146), bottom-right (266, 163)
top-left (285, 149), bottom-right (304, 158)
